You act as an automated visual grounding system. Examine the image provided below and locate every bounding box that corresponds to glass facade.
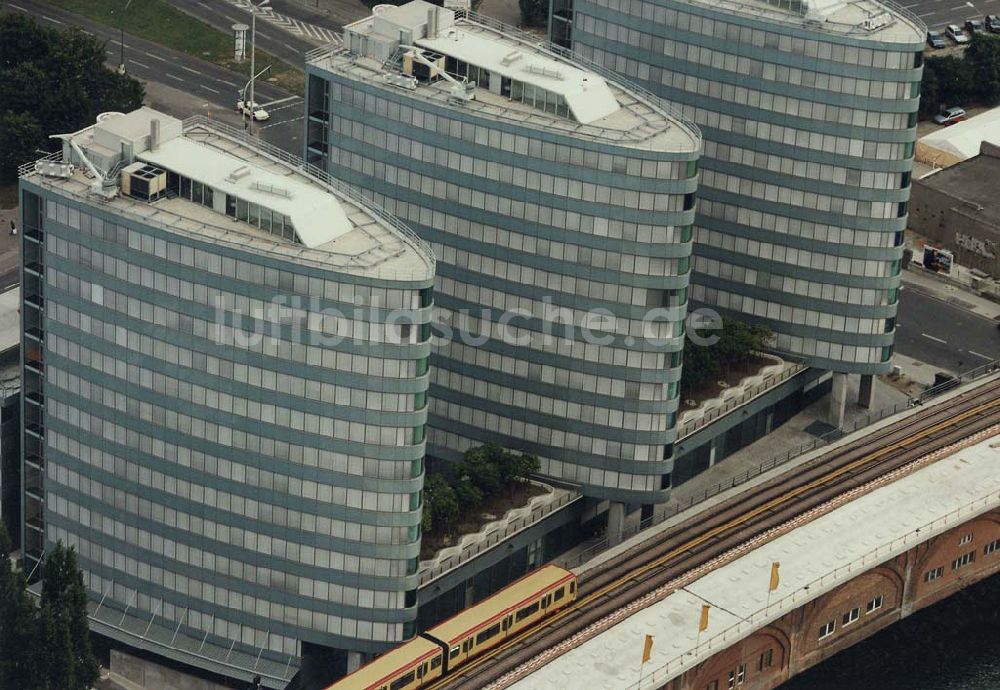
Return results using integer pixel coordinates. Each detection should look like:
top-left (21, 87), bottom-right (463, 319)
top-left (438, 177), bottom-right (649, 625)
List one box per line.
top-left (306, 26), bottom-right (700, 503)
top-left (19, 182), bottom-right (434, 671)
top-left (561, 0), bottom-right (924, 373)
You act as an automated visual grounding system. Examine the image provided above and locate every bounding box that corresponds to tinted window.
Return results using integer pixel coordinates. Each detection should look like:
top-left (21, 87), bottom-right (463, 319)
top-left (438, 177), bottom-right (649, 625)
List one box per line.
top-left (554, 587), bottom-right (565, 601)
top-left (390, 671), bottom-right (415, 690)
top-left (431, 656), bottom-right (442, 669)
top-left (476, 622), bottom-right (502, 645)
top-left (515, 602), bottom-right (540, 621)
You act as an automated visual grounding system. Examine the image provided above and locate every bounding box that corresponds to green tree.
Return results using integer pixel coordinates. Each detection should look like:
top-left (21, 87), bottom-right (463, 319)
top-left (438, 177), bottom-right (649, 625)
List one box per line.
top-left (423, 473), bottom-right (460, 536)
top-left (460, 444), bottom-right (504, 498)
top-left (0, 13), bottom-right (144, 182)
top-left (0, 111), bottom-right (45, 185)
top-left (0, 524), bottom-right (39, 689)
top-left (966, 32), bottom-right (1000, 104)
top-left (518, 0), bottom-right (548, 27)
top-left (680, 317), bottom-right (771, 396)
top-left (40, 543), bottom-right (99, 690)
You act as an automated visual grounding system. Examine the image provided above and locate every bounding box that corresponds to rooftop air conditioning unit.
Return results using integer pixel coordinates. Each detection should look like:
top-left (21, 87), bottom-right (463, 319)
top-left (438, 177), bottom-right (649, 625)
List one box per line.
top-left (121, 162), bottom-right (167, 202)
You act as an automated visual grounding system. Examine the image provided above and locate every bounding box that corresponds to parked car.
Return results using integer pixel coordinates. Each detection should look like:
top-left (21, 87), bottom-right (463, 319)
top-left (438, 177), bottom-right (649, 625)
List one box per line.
top-left (236, 100), bottom-right (270, 121)
top-left (946, 24), bottom-right (970, 43)
top-left (927, 30), bottom-right (947, 48)
top-left (965, 19), bottom-right (987, 35)
top-left (986, 14), bottom-right (1000, 32)
top-left (933, 106), bottom-right (967, 125)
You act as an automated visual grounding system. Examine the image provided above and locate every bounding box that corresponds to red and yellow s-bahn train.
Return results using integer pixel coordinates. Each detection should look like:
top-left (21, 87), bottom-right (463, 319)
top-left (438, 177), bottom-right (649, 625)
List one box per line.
top-left (325, 565), bottom-right (577, 690)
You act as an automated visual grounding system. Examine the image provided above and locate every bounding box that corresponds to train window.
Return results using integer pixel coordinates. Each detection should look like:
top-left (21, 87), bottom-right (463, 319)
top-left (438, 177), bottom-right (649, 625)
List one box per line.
top-left (515, 602), bottom-right (540, 622)
top-left (476, 622), bottom-right (502, 645)
top-left (390, 671), bottom-right (415, 690)
top-left (450, 646), bottom-right (460, 659)
top-left (431, 656), bottom-right (442, 669)
top-left (570, 581), bottom-right (576, 594)
top-left (554, 587), bottom-right (565, 601)
top-left (462, 639), bottom-right (470, 653)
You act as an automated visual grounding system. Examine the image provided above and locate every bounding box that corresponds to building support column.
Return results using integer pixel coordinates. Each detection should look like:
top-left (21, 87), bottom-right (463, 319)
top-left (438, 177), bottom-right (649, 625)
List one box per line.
top-left (828, 372), bottom-right (848, 429)
top-left (607, 501), bottom-right (626, 547)
top-left (346, 652), bottom-right (364, 674)
top-left (858, 373), bottom-right (875, 409)
top-left (708, 437), bottom-right (718, 467)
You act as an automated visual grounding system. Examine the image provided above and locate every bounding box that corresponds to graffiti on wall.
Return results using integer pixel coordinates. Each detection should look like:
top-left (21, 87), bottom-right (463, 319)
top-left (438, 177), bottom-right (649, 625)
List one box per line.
top-left (955, 233), bottom-right (997, 259)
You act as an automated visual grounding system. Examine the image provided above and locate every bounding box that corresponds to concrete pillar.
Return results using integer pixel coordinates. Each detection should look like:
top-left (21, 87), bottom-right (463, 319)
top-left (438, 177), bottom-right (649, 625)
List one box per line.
top-left (607, 501), bottom-right (626, 546)
top-left (828, 372), bottom-right (848, 429)
top-left (707, 437), bottom-right (718, 467)
top-left (346, 651), bottom-right (364, 674)
top-left (858, 373), bottom-right (875, 409)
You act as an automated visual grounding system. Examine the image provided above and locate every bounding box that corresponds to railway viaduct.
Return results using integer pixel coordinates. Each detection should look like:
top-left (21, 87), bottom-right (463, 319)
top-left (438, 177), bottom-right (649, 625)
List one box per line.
top-left (427, 374), bottom-right (1000, 690)
top-left (668, 507), bottom-right (1000, 690)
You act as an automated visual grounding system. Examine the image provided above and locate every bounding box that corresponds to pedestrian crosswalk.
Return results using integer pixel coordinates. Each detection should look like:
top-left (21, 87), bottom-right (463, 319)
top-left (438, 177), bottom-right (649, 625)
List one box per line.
top-left (223, 0), bottom-right (342, 46)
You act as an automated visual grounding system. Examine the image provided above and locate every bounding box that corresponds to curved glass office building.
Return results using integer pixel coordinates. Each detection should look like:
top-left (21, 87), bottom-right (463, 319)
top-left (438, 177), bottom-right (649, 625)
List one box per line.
top-left (19, 108), bottom-right (434, 687)
top-left (556, 0), bottom-right (924, 373)
top-left (306, 1), bottom-right (701, 504)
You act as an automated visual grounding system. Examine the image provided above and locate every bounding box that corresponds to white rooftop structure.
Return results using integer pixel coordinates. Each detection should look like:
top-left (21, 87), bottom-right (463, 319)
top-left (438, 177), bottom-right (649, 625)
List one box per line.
top-left (26, 108), bottom-right (433, 281)
top-left (706, 0), bottom-right (924, 42)
top-left (918, 106), bottom-right (1000, 166)
top-left (140, 136), bottom-right (352, 249)
top-left (417, 26), bottom-right (619, 124)
top-left (350, 0), bottom-right (618, 123)
top-left (510, 429), bottom-right (1000, 690)
top-left (315, 3), bottom-right (699, 151)
top-left (0, 287), bottom-right (19, 355)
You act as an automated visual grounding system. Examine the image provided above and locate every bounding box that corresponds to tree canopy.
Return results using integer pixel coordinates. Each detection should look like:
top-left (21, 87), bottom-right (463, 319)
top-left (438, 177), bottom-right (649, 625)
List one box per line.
top-left (680, 316), bottom-right (772, 396)
top-left (920, 33), bottom-right (1000, 118)
top-left (0, 12), bottom-right (144, 184)
top-left (422, 444), bottom-right (540, 537)
top-left (518, 0), bottom-right (548, 27)
top-left (0, 526), bottom-right (99, 690)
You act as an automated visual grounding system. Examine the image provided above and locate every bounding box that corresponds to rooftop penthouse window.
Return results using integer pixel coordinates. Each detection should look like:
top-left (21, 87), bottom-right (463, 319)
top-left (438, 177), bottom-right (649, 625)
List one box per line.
top-left (344, 0), bottom-right (620, 124)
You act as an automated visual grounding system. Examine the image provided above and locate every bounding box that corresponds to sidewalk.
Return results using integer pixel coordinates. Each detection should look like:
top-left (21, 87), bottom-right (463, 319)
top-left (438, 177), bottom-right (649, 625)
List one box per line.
top-left (668, 374), bottom-right (910, 507)
top-left (901, 264), bottom-right (1000, 322)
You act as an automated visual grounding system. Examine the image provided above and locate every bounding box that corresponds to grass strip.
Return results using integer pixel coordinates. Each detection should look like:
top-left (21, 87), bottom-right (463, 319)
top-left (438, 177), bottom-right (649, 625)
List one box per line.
top-left (45, 0), bottom-right (304, 95)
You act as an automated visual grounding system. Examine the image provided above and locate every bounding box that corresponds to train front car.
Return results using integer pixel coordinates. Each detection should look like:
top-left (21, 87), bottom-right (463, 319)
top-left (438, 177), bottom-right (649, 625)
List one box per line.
top-left (323, 636), bottom-right (444, 690)
top-left (324, 565), bottom-right (577, 690)
top-left (422, 565), bottom-right (577, 672)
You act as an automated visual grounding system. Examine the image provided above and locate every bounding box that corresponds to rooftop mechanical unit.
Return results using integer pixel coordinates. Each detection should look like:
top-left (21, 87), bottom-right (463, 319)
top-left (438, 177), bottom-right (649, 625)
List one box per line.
top-left (121, 162), bottom-right (167, 202)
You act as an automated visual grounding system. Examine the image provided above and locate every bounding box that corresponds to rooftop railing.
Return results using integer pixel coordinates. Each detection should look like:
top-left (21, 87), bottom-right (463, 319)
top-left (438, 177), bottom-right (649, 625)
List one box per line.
top-left (183, 115), bottom-right (436, 272)
top-left (306, 21), bottom-right (702, 150)
top-left (18, 120), bottom-right (436, 283)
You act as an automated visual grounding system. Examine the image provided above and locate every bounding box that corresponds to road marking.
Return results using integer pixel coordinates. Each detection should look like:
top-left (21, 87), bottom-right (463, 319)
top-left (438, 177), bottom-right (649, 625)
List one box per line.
top-left (167, 74), bottom-right (185, 82)
top-left (180, 66), bottom-right (202, 75)
top-left (260, 96), bottom-right (299, 108)
top-left (218, 79), bottom-right (239, 87)
top-left (41, 15), bottom-right (64, 24)
top-left (131, 60), bottom-right (150, 69)
top-left (921, 333), bottom-right (948, 344)
top-left (8, 3), bottom-right (27, 11)
top-left (969, 350), bottom-right (995, 361)
top-left (143, 52), bottom-right (168, 62)
top-left (200, 84), bottom-right (220, 94)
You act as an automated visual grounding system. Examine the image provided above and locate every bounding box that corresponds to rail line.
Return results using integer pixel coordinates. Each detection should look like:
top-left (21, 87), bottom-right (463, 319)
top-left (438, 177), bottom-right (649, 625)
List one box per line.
top-left (429, 377), bottom-right (1000, 690)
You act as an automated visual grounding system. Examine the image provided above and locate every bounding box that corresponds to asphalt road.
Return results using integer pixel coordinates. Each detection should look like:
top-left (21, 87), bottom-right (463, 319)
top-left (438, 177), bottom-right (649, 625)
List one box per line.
top-left (908, 0), bottom-right (1000, 32)
top-left (894, 284), bottom-right (999, 373)
top-left (166, 0), bottom-right (317, 67)
top-left (4, 0), bottom-right (305, 154)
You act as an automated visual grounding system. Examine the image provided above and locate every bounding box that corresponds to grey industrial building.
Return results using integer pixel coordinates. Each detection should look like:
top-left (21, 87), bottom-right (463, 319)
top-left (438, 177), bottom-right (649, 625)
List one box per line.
top-left (909, 141), bottom-right (1000, 278)
top-left (18, 108), bottom-right (435, 688)
top-left (553, 0), bottom-right (926, 424)
top-left (305, 0), bottom-right (701, 508)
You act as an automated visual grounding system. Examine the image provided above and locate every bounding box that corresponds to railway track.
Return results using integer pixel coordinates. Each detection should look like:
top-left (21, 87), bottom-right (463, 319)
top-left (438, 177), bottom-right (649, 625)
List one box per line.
top-left (429, 377), bottom-right (1000, 690)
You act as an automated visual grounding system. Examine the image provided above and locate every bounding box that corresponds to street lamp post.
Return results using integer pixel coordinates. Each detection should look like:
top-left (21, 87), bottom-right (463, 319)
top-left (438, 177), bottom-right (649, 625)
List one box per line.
top-left (118, 0), bottom-right (133, 75)
top-left (248, 0), bottom-right (271, 136)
